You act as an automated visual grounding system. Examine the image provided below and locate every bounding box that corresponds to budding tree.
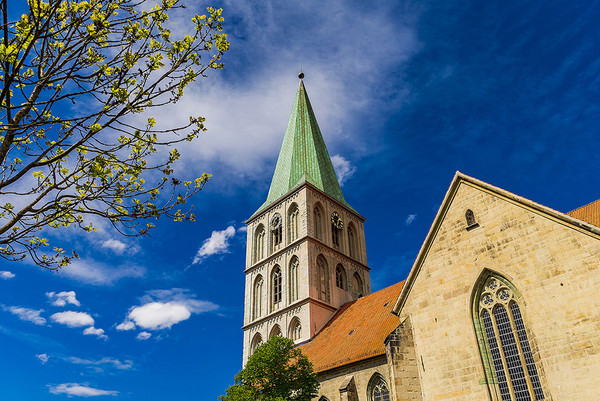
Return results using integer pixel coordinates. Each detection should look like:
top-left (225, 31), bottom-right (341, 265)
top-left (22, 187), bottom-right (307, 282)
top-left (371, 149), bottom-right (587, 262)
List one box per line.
top-left (0, 0), bottom-right (229, 269)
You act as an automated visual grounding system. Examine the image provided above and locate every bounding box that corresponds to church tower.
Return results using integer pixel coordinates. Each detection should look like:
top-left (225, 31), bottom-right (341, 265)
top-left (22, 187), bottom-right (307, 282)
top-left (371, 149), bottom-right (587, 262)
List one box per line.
top-left (242, 75), bottom-right (371, 362)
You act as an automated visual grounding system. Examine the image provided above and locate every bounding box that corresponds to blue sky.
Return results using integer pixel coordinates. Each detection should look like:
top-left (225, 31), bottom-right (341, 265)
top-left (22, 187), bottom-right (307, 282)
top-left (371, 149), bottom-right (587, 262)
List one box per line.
top-left (2, 0), bottom-right (600, 399)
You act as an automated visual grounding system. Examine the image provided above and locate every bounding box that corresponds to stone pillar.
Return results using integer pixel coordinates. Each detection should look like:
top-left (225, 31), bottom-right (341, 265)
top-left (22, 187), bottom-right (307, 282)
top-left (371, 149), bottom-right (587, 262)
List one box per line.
top-left (385, 317), bottom-right (423, 401)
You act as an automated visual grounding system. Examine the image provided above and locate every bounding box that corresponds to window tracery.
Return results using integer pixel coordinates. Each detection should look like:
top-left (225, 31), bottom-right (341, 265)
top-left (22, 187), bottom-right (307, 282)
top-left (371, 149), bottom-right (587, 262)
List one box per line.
top-left (250, 333), bottom-right (263, 354)
top-left (270, 213), bottom-right (283, 253)
top-left (367, 374), bottom-right (390, 401)
top-left (474, 274), bottom-right (545, 401)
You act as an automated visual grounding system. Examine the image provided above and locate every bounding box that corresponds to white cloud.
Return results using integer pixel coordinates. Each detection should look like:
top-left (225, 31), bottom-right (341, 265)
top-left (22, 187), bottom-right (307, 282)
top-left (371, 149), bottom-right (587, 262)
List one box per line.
top-left (83, 327), bottom-right (107, 340)
top-left (115, 320), bottom-right (135, 331)
top-left (127, 302), bottom-right (191, 330)
top-left (0, 271), bottom-right (15, 279)
top-left (192, 225), bottom-right (236, 264)
top-left (101, 239), bottom-right (127, 254)
top-left (331, 155), bottom-right (357, 186)
top-left (37, 353), bottom-right (49, 364)
top-left (237, 226), bottom-right (248, 233)
top-left (66, 357), bottom-right (132, 370)
top-left (61, 259), bottom-right (145, 286)
top-left (118, 289), bottom-right (218, 332)
top-left (46, 291), bottom-right (80, 307)
top-left (48, 383), bottom-right (118, 397)
top-left (3, 306), bottom-right (46, 325)
top-left (151, 1), bottom-right (420, 193)
top-left (136, 331), bottom-right (151, 340)
top-left (405, 214), bottom-right (417, 226)
top-left (50, 311), bottom-right (94, 328)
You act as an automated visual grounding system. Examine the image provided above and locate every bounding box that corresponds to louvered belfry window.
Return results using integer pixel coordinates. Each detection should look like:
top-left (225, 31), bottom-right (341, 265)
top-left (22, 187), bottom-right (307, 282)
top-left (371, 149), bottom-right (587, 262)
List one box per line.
top-left (476, 275), bottom-right (545, 401)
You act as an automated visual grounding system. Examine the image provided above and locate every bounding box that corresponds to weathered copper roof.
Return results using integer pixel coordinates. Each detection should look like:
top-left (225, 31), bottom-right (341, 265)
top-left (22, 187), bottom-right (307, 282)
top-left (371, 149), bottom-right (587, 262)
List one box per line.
top-left (567, 199), bottom-right (600, 228)
top-left (251, 79), bottom-right (354, 218)
top-left (300, 281), bottom-right (404, 373)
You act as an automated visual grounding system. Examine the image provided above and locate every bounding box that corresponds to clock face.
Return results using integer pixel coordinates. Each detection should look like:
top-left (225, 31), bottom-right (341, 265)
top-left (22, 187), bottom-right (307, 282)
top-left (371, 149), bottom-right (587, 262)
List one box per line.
top-left (331, 212), bottom-right (343, 229)
top-left (271, 213), bottom-right (282, 229)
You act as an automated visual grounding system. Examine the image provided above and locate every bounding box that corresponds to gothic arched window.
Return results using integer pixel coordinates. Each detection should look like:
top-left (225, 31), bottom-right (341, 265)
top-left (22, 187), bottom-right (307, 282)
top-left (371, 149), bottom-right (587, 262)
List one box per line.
top-left (270, 213), bottom-right (283, 253)
top-left (288, 203), bottom-right (299, 243)
top-left (473, 273), bottom-right (545, 401)
top-left (317, 255), bottom-right (330, 302)
top-left (331, 211), bottom-right (343, 249)
top-left (269, 324), bottom-right (282, 338)
top-left (466, 209), bottom-right (479, 230)
top-left (348, 223), bottom-right (358, 259)
top-left (313, 204), bottom-right (324, 241)
top-left (252, 275), bottom-right (263, 320)
top-left (335, 264), bottom-right (346, 290)
top-left (253, 224), bottom-right (266, 263)
top-left (367, 373), bottom-right (390, 401)
top-left (271, 266), bottom-right (282, 311)
top-left (289, 317), bottom-right (302, 341)
top-left (353, 272), bottom-right (363, 296)
top-left (289, 256), bottom-right (299, 303)
top-left (250, 333), bottom-right (263, 354)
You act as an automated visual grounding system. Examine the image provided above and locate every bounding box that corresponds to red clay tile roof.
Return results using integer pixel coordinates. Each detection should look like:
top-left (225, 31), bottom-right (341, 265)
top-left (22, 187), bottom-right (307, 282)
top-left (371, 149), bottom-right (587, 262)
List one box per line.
top-left (567, 199), bottom-right (600, 228)
top-left (299, 281), bottom-right (404, 373)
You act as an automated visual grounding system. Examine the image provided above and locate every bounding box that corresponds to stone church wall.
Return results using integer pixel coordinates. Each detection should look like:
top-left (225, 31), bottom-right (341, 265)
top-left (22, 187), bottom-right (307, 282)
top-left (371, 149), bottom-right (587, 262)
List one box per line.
top-left (314, 355), bottom-right (390, 401)
top-left (399, 182), bottom-right (600, 400)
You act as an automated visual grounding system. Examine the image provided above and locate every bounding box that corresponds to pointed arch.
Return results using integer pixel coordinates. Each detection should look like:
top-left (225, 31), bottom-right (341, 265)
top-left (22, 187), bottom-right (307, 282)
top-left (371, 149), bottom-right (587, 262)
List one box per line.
top-left (270, 265), bottom-right (282, 311)
top-left (289, 256), bottom-right (299, 303)
top-left (367, 373), bottom-right (390, 401)
top-left (288, 317), bottom-right (302, 341)
top-left (347, 222), bottom-right (359, 259)
top-left (250, 333), bottom-right (263, 354)
top-left (472, 270), bottom-right (545, 401)
top-left (270, 213), bottom-right (283, 253)
top-left (252, 275), bottom-right (263, 321)
top-left (288, 203), bottom-right (300, 243)
top-left (353, 272), bottom-right (363, 296)
top-left (269, 324), bottom-right (282, 338)
top-left (313, 203), bottom-right (325, 241)
top-left (316, 255), bottom-right (330, 302)
top-left (335, 264), bottom-right (347, 290)
top-left (253, 224), bottom-right (266, 263)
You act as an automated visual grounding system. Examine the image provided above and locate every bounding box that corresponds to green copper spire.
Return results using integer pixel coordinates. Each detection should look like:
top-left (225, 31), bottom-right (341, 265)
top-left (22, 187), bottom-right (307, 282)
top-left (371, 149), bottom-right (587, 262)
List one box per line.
top-left (252, 77), bottom-right (355, 218)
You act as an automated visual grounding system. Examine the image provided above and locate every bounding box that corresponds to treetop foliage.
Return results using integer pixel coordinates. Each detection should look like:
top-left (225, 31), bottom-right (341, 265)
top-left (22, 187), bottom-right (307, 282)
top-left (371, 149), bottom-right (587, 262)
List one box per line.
top-left (0, 0), bottom-right (229, 269)
top-left (219, 336), bottom-right (319, 401)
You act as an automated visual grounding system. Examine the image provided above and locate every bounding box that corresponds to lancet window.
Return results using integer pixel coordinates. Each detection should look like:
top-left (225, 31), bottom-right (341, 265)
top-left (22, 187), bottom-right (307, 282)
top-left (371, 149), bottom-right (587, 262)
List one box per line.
top-left (250, 333), bottom-right (263, 354)
top-left (253, 224), bottom-right (265, 263)
top-left (269, 324), bottom-right (282, 338)
top-left (474, 274), bottom-right (545, 401)
top-left (289, 317), bottom-right (302, 341)
top-left (317, 255), bottom-right (330, 302)
top-left (271, 266), bottom-right (282, 310)
top-left (252, 275), bottom-right (263, 320)
top-left (270, 213), bottom-right (283, 253)
top-left (335, 264), bottom-right (346, 290)
top-left (348, 223), bottom-right (358, 259)
top-left (288, 203), bottom-right (299, 243)
top-left (353, 272), bottom-right (363, 296)
top-left (368, 374), bottom-right (390, 401)
top-left (313, 204), bottom-right (324, 241)
top-left (289, 257), bottom-right (299, 303)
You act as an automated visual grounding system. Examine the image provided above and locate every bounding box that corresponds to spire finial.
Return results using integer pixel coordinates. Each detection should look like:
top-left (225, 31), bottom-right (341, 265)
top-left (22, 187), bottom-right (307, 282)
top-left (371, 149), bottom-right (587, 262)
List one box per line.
top-left (298, 66), bottom-right (304, 80)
